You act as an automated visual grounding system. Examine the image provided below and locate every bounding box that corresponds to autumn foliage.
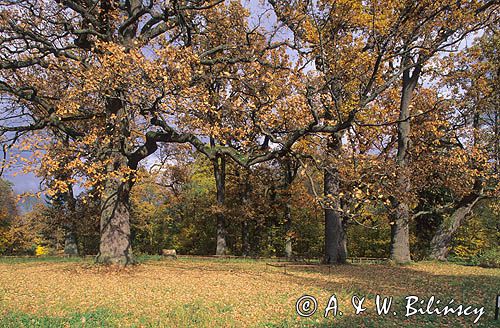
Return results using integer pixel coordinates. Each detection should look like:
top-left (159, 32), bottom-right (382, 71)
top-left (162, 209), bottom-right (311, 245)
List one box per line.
top-left (0, 0), bottom-right (498, 265)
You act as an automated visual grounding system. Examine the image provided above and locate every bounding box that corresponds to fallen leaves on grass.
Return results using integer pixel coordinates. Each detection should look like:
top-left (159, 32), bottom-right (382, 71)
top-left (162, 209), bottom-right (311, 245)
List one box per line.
top-left (0, 260), bottom-right (498, 327)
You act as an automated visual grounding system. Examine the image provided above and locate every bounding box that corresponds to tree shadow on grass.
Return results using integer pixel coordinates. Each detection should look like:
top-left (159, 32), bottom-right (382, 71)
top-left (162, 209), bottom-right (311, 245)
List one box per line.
top-left (140, 259), bottom-right (499, 326)
top-left (274, 262), bottom-right (499, 327)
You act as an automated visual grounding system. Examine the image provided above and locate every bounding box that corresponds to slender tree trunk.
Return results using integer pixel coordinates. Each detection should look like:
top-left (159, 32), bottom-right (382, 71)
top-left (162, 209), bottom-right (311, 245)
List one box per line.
top-left (242, 221), bottom-right (250, 256)
top-left (494, 109), bottom-right (499, 174)
top-left (214, 155), bottom-right (227, 255)
top-left (284, 202), bottom-right (293, 259)
top-left (323, 134), bottom-right (347, 264)
top-left (389, 59), bottom-right (420, 264)
top-left (53, 136), bottom-right (79, 257)
top-left (283, 159), bottom-right (295, 259)
top-left (57, 184), bottom-right (78, 256)
top-left (63, 187), bottom-right (78, 256)
top-left (250, 219), bottom-right (260, 256)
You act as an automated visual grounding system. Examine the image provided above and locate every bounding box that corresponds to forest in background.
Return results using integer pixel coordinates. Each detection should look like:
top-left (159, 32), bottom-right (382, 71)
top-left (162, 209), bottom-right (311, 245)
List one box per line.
top-left (0, 148), bottom-right (498, 266)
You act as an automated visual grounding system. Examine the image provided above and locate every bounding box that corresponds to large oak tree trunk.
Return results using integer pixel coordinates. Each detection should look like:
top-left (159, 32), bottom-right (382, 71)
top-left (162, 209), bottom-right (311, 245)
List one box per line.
top-left (240, 176), bottom-right (251, 256)
top-left (96, 95), bottom-right (134, 265)
top-left (429, 111), bottom-right (484, 261)
top-left (323, 134), bottom-right (347, 264)
top-left (389, 59), bottom-right (420, 264)
top-left (429, 186), bottom-right (482, 260)
top-left (96, 171), bottom-right (134, 265)
top-left (429, 203), bottom-right (476, 260)
top-left (324, 212), bottom-right (347, 264)
top-left (390, 202), bottom-right (411, 263)
top-left (214, 155), bottom-right (227, 255)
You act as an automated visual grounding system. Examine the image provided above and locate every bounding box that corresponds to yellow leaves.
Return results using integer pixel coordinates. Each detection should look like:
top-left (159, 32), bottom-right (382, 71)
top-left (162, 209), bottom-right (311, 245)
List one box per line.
top-left (35, 245), bottom-right (48, 256)
top-left (354, 188), bottom-right (363, 200)
top-left (301, 19), bottom-right (319, 44)
top-left (46, 180), bottom-right (70, 197)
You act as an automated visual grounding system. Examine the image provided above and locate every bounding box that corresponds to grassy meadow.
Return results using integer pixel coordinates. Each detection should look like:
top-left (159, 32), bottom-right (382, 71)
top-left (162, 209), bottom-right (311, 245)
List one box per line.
top-left (0, 257), bottom-right (498, 327)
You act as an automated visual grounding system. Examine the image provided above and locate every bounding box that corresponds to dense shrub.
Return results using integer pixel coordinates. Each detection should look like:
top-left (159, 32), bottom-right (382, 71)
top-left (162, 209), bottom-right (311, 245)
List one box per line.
top-left (470, 248), bottom-right (500, 268)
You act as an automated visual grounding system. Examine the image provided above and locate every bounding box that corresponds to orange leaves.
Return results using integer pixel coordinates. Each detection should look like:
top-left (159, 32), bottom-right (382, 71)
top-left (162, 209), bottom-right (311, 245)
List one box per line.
top-left (1, 0), bottom-right (496, 221)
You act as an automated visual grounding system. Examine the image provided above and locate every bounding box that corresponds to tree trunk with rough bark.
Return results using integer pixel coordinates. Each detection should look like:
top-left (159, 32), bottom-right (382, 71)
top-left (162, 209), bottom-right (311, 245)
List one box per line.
top-left (430, 112), bottom-right (484, 261)
top-left (429, 178), bottom-right (483, 261)
top-left (323, 134), bottom-right (347, 264)
top-left (390, 202), bottom-right (411, 263)
top-left (324, 208), bottom-right (346, 263)
top-left (96, 95), bottom-right (134, 265)
top-left (241, 175), bottom-right (251, 256)
top-left (96, 164), bottom-right (134, 265)
top-left (389, 58), bottom-right (420, 264)
top-left (429, 212), bottom-right (468, 261)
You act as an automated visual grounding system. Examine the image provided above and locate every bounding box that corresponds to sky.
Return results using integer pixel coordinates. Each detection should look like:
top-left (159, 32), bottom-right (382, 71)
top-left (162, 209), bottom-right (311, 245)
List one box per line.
top-left (4, 171), bottom-right (40, 195)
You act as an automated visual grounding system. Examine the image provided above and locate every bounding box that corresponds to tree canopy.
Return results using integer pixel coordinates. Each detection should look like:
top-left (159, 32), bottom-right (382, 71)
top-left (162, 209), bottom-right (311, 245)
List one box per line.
top-left (0, 0), bottom-right (498, 265)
